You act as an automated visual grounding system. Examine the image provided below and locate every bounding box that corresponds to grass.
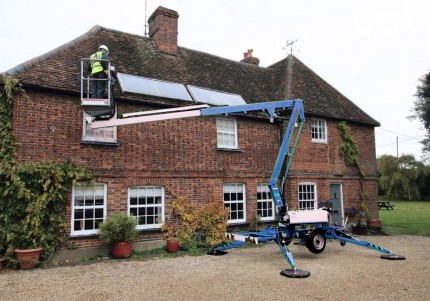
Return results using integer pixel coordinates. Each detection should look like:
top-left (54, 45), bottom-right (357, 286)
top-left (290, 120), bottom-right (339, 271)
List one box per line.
top-left (379, 199), bottom-right (430, 236)
top-left (130, 246), bottom-right (208, 261)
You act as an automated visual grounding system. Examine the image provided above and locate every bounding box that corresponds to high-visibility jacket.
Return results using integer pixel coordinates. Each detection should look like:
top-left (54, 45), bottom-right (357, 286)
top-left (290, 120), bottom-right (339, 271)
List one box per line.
top-left (90, 51), bottom-right (108, 74)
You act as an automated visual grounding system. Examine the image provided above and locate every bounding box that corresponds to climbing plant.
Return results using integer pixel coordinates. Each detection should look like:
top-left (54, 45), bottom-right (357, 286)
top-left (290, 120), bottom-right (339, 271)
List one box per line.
top-left (336, 122), bottom-right (368, 213)
top-left (0, 75), bottom-right (92, 266)
top-left (0, 75), bottom-right (21, 166)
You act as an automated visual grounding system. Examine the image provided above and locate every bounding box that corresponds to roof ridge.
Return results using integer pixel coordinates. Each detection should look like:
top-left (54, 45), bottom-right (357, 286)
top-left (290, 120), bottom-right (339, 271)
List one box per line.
top-left (179, 46), bottom-right (269, 70)
top-left (96, 25), bottom-right (149, 40)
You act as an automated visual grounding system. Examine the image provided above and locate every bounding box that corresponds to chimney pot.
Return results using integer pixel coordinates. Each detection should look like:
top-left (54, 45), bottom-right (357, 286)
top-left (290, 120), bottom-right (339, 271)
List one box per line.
top-left (240, 48), bottom-right (259, 66)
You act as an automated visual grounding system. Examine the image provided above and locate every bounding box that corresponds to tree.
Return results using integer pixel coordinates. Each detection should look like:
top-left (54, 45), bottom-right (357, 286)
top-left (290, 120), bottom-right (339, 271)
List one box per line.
top-left (378, 154), bottom-right (429, 200)
top-left (410, 71), bottom-right (430, 157)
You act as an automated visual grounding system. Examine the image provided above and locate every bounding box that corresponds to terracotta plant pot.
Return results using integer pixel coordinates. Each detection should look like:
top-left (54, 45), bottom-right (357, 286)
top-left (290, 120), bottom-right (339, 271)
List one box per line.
top-left (111, 242), bottom-right (133, 259)
top-left (0, 258), bottom-right (5, 272)
top-left (166, 239), bottom-right (180, 253)
top-left (15, 248), bottom-right (43, 270)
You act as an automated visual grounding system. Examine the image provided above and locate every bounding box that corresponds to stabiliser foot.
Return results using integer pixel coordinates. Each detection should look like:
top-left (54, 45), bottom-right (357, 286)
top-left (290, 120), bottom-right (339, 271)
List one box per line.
top-left (381, 254), bottom-right (406, 260)
top-left (280, 268), bottom-right (310, 278)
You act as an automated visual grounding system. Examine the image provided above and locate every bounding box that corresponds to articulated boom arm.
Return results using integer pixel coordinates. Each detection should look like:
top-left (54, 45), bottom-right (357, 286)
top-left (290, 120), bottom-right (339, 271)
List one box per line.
top-left (83, 68), bottom-right (406, 279)
top-left (90, 99), bottom-right (305, 214)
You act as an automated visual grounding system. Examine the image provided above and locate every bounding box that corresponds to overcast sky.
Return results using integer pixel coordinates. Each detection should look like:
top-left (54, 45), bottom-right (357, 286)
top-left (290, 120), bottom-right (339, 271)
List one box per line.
top-left (1, 0), bottom-right (429, 159)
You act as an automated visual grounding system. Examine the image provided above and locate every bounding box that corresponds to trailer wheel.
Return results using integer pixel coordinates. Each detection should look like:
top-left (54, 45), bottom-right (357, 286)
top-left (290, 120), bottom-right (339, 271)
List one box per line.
top-left (305, 229), bottom-right (326, 254)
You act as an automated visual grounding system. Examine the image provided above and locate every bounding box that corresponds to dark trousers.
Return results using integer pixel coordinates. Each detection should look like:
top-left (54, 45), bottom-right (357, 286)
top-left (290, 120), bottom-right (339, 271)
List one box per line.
top-left (91, 72), bottom-right (107, 99)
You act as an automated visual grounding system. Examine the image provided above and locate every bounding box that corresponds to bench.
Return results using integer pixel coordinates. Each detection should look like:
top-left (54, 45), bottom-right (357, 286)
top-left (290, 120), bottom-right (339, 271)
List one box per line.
top-left (378, 201), bottom-right (394, 210)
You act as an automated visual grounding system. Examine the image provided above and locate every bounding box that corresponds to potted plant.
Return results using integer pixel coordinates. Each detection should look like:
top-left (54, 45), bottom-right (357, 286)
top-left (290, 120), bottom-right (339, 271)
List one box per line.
top-left (9, 225), bottom-right (44, 270)
top-left (99, 213), bottom-right (137, 258)
top-left (160, 222), bottom-right (181, 253)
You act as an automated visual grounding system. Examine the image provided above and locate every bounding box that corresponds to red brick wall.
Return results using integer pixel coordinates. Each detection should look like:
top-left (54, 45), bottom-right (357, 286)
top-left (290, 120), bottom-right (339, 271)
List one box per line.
top-left (12, 91), bottom-right (379, 249)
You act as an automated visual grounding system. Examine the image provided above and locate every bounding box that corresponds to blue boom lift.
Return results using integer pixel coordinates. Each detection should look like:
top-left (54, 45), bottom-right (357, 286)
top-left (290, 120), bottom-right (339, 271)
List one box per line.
top-left (82, 66), bottom-right (405, 278)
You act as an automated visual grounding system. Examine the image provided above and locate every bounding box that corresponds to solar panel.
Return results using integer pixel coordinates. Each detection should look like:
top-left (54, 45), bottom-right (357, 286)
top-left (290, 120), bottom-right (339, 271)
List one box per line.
top-left (116, 73), bottom-right (193, 102)
top-left (187, 85), bottom-right (246, 106)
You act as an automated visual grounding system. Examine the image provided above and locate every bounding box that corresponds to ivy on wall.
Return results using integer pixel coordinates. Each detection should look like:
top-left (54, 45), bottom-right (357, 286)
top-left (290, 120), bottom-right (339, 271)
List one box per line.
top-left (0, 75), bottom-right (92, 266)
top-left (336, 121), bottom-right (368, 213)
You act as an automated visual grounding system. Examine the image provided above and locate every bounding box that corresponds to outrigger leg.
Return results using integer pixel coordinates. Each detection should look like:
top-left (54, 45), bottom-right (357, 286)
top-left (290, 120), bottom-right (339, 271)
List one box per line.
top-left (277, 241), bottom-right (310, 278)
top-left (333, 228), bottom-right (406, 260)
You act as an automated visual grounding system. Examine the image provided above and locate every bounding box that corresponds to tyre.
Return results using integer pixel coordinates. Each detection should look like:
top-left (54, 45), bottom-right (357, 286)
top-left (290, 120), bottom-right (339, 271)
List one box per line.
top-left (305, 228), bottom-right (326, 254)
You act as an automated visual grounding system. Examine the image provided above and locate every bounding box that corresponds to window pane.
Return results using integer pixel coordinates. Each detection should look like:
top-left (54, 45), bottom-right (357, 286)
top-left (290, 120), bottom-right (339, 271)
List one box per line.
top-left (138, 207), bottom-right (146, 216)
top-left (130, 208), bottom-right (138, 217)
top-left (138, 196), bottom-right (146, 205)
top-left (95, 208), bottom-right (104, 218)
top-left (84, 220), bottom-right (93, 230)
top-left (74, 221), bottom-right (81, 231)
top-left (75, 209), bottom-right (83, 219)
top-left (147, 216), bottom-right (154, 224)
top-left (85, 209), bottom-right (94, 219)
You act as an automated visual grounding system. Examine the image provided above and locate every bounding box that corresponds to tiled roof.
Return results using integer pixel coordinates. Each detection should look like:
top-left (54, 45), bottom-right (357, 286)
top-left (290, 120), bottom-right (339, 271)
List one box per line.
top-left (6, 25), bottom-right (379, 126)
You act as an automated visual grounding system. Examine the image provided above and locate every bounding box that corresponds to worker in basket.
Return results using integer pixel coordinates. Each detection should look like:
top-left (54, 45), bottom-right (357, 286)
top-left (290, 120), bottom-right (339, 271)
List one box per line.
top-left (89, 45), bottom-right (109, 99)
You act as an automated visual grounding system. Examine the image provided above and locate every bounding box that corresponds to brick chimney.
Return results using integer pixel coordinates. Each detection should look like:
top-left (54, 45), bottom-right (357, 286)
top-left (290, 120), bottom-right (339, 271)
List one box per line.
top-left (148, 6), bottom-right (179, 55)
top-left (240, 49), bottom-right (260, 66)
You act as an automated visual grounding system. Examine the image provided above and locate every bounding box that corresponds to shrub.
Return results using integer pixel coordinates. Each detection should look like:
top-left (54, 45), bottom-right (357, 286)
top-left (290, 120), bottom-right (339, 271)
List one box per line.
top-left (161, 191), bottom-right (229, 250)
top-left (99, 213), bottom-right (138, 244)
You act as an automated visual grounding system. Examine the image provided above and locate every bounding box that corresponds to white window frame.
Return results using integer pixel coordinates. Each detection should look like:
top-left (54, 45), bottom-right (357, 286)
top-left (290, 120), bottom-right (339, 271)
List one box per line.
top-left (223, 183), bottom-right (246, 224)
top-left (128, 186), bottom-right (165, 230)
top-left (257, 184), bottom-right (275, 221)
top-left (82, 109), bottom-right (117, 143)
top-left (298, 182), bottom-right (317, 210)
top-left (216, 118), bottom-right (238, 149)
top-left (71, 183), bottom-right (107, 236)
top-left (311, 118), bottom-right (327, 143)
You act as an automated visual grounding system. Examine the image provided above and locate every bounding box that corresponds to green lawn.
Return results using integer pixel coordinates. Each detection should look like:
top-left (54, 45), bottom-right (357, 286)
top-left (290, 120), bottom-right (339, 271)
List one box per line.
top-left (379, 200), bottom-right (430, 236)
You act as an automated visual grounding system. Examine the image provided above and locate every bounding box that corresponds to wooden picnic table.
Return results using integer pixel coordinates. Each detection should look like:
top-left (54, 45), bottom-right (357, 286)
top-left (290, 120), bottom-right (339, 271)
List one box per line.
top-left (378, 200), bottom-right (394, 210)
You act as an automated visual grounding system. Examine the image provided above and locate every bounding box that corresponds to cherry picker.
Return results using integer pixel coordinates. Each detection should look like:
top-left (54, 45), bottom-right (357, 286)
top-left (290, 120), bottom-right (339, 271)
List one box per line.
top-left (81, 64), bottom-right (405, 278)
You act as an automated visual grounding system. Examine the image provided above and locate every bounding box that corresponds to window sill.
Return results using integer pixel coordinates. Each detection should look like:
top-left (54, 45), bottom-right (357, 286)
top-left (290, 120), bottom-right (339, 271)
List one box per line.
top-left (81, 140), bottom-right (121, 147)
top-left (69, 233), bottom-right (100, 239)
top-left (227, 222), bottom-right (249, 227)
top-left (311, 140), bottom-right (328, 144)
top-left (137, 228), bottom-right (163, 234)
top-left (217, 147), bottom-right (242, 152)
top-left (259, 220), bottom-right (276, 224)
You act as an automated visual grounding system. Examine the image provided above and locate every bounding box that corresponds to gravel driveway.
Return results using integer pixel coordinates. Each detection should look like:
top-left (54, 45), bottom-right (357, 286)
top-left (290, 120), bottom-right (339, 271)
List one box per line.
top-left (1, 235), bottom-right (429, 301)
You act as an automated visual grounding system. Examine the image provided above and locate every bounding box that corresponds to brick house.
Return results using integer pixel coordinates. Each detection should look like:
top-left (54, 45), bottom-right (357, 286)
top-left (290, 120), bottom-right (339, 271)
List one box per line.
top-left (5, 6), bottom-right (379, 257)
